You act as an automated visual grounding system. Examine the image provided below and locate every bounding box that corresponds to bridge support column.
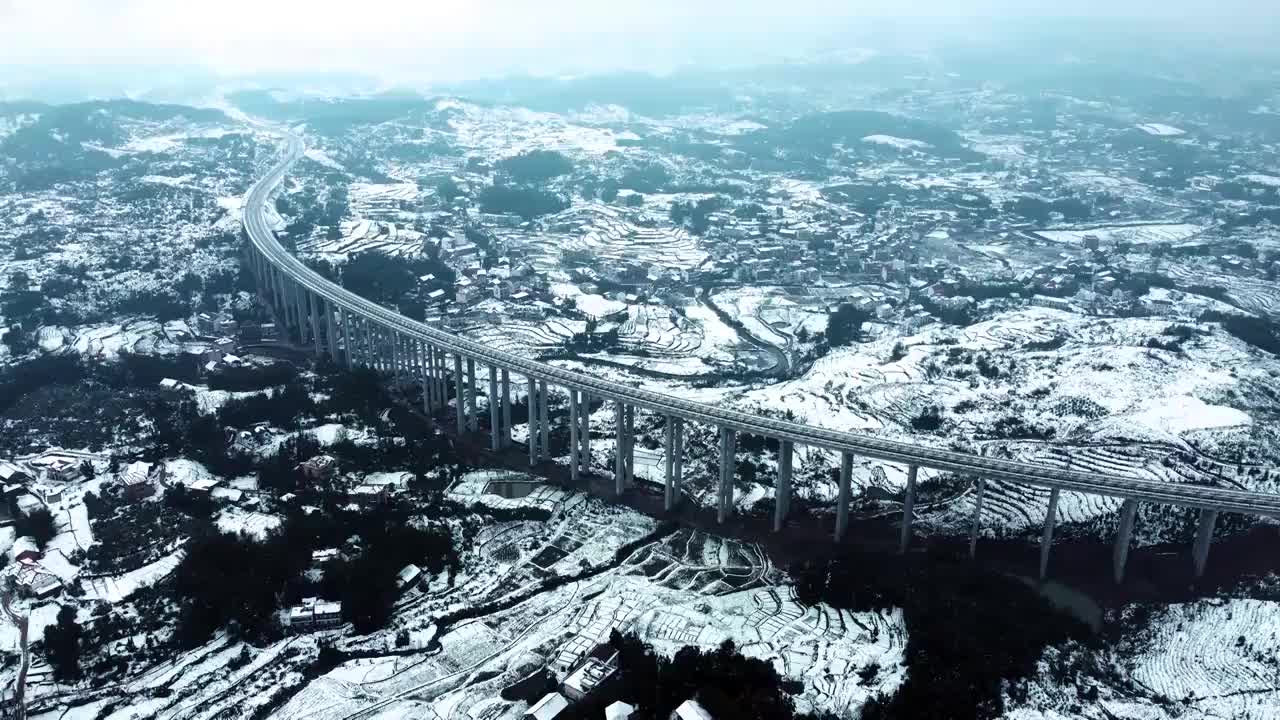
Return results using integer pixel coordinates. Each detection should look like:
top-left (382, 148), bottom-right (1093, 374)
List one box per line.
top-left (671, 417), bottom-right (683, 500)
top-left (569, 391), bottom-right (581, 482)
top-left (422, 345), bottom-right (433, 411)
top-left (969, 478), bottom-right (985, 558)
top-left (1113, 499), bottom-right (1139, 584)
top-left (538, 381), bottom-right (550, 459)
top-left (488, 365), bottom-right (500, 451)
top-left (835, 451), bottom-right (852, 541)
top-left (430, 346), bottom-right (441, 409)
top-left (582, 393), bottom-right (593, 471)
top-left (293, 282), bottom-right (305, 343)
top-left (527, 377), bottom-right (538, 464)
top-left (270, 267), bottom-right (283, 321)
top-left (310, 293), bottom-right (321, 356)
top-left (614, 403), bottom-right (626, 495)
top-left (278, 276), bottom-right (291, 335)
top-left (392, 332), bottom-right (402, 385)
top-left (363, 321), bottom-right (373, 369)
top-left (325, 300), bottom-right (337, 359)
top-left (1192, 508), bottom-right (1218, 580)
top-left (300, 290), bottom-right (310, 346)
top-left (501, 370), bottom-right (511, 448)
top-left (624, 405), bottom-right (635, 485)
top-left (899, 465), bottom-right (918, 554)
top-left (341, 308), bottom-right (352, 369)
top-left (774, 440), bottom-right (793, 532)
top-left (663, 417), bottom-right (675, 511)
top-left (466, 359), bottom-right (478, 431)
top-left (454, 355), bottom-right (465, 434)
top-left (1039, 487), bottom-right (1061, 581)
top-left (718, 427), bottom-right (736, 524)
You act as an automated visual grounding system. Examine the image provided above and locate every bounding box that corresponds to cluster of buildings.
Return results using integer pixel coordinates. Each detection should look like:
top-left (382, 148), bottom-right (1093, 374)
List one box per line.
top-left (286, 455), bottom-right (408, 508)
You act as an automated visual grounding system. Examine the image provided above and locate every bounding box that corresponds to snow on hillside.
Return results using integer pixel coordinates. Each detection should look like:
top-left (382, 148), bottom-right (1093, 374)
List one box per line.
top-left (1034, 223), bottom-right (1204, 246)
top-left (633, 587), bottom-right (908, 717)
top-left (1240, 173), bottom-right (1280, 187)
top-left (723, 306), bottom-right (1278, 532)
top-left (445, 100), bottom-right (630, 157)
top-left (82, 550), bottom-right (184, 604)
top-left (863, 134), bottom-right (932, 150)
top-left (1135, 123), bottom-right (1186, 136)
top-left (1009, 599), bottom-right (1280, 720)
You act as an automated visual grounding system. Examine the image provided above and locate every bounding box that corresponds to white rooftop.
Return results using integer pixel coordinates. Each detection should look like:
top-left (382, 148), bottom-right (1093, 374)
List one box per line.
top-left (674, 699), bottom-right (714, 720)
top-left (605, 700), bottom-right (636, 720)
top-left (525, 691), bottom-right (569, 720)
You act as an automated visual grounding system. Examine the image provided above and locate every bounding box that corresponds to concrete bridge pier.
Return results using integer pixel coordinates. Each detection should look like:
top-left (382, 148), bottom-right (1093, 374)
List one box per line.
top-left (454, 355), bottom-right (465, 434)
top-left (500, 370), bottom-right (512, 447)
top-left (899, 465), bottom-right (918, 554)
top-left (569, 391), bottom-right (581, 482)
top-left (614, 403), bottom-right (627, 495)
top-left (538, 380), bottom-right (550, 458)
top-left (662, 416), bottom-right (675, 510)
top-left (1039, 487), bottom-right (1061, 581)
top-left (670, 417), bottom-right (682, 500)
top-left (969, 477), bottom-right (985, 558)
top-left (774, 440), bottom-right (793, 532)
top-left (1113, 498), bottom-right (1139, 584)
top-left (834, 451), bottom-right (852, 541)
top-left (717, 427), bottom-right (737, 524)
top-left (325, 300), bottom-right (337, 359)
top-left (391, 332), bottom-right (402, 384)
top-left (341, 308), bottom-right (352, 369)
top-left (422, 345), bottom-right (434, 410)
top-left (580, 392), bottom-right (592, 471)
top-left (275, 271), bottom-right (287, 328)
top-left (624, 405), bottom-right (635, 485)
top-left (527, 377), bottom-right (539, 465)
top-left (1192, 508), bottom-right (1219, 580)
top-left (466, 358), bottom-right (478, 431)
top-left (353, 317), bottom-right (363, 366)
top-left (435, 347), bottom-right (447, 410)
top-left (488, 365), bottom-right (500, 451)
top-left (293, 282), bottom-right (305, 342)
top-left (309, 292), bottom-right (320, 355)
top-left (348, 317), bottom-right (360, 367)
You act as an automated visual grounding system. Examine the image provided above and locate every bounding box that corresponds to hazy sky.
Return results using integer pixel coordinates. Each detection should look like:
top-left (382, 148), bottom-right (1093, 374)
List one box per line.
top-left (1, 0), bottom-right (1277, 84)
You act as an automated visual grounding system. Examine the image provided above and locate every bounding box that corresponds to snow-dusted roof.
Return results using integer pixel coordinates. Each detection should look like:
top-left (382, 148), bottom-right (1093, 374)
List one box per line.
top-left (120, 461), bottom-right (151, 486)
top-left (525, 692), bottom-right (569, 720)
top-left (674, 699), bottom-right (714, 720)
top-left (10, 536), bottom-right (39, 561)
top-left (397, 564), bottom-right (421, 586)
top-left (605, 701), bottom-right (636, 720)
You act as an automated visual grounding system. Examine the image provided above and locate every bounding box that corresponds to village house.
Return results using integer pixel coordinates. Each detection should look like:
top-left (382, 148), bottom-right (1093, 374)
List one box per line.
top-left (396, 563), bottom-right (422, 591)
top-left (524, 692), bottom-right (569, 720)
top-left (28, 454), bottom-right (81, 484)
top-left (298, 455), bottom-right (339, 482)
top-left (286, 598), bottom-right (343, 632)
top-left (561, 653), bottom-right (620, 702)
top-left (118, 460), bottom-right (159, 500)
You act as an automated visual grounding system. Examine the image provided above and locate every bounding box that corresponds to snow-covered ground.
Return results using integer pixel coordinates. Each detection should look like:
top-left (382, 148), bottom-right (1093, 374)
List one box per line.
top-left (1010, 598), bottom-right (1280, 720)
top-left (1034, 223), bottom-right (1204, 246)
top-left (863, 134), bottom-right (932, 151)
top-left (1135, 123), bottom-right (1187, 137)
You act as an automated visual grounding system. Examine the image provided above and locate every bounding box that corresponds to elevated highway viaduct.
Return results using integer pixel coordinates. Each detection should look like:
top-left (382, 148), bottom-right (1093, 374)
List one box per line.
top-left (243, 134), bottom-right (1278, 583)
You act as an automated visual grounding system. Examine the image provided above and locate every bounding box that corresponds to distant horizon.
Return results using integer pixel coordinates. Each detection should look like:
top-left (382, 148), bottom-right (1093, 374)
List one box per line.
top-left (2, 0), bottom-right (1279, 103)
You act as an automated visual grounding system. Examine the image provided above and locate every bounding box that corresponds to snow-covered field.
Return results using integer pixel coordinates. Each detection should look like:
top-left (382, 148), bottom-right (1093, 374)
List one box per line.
top-left (1010, 598), bottom-right (1280, 720)
top-left (273, 484), bottom-right (907, 719)
top-left (1135, 123), bottom-right (1187, 137)
top-left (863, 134), bottom-right (932, 151)
top-left (1034, 223), bottom-right (1204, 246)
